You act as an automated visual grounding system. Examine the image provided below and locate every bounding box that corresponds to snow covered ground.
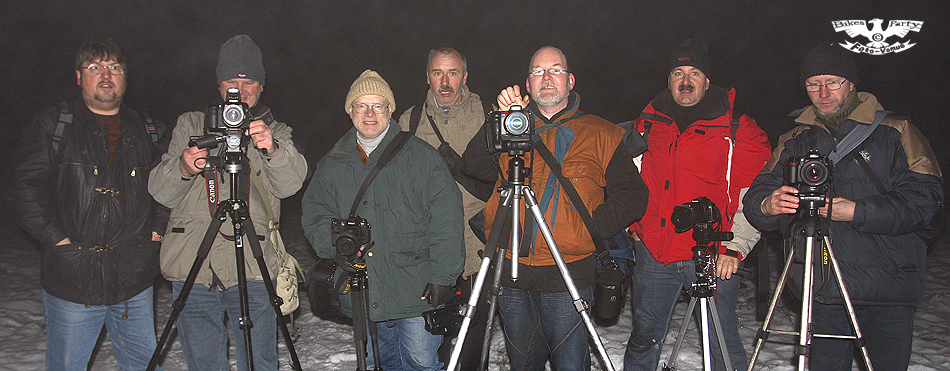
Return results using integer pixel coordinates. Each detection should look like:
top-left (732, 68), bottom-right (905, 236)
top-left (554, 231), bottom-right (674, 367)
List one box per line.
top-left (1, 195), bottom-right (948, 370)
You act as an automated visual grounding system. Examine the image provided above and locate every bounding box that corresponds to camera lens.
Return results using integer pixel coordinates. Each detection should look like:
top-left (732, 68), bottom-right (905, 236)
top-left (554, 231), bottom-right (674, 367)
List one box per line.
top-left (336, 236), bottom-right (360, 257)
top-left (800, 160), bottom-right (829, 186)
top-left (223, 105), bottom-right (245, 127)
top-left (671, 204), bottom-right (698, 233)
top-left (504, 112), bottom-right (530, 135)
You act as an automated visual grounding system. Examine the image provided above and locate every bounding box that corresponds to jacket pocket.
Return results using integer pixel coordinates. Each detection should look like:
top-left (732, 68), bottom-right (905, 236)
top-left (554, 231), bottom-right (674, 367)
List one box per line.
top-left (42, 242), bottom-right (102, 302)
top-left (388, 231), bottom-right (429, 269)
top-left (561, 158), bottom-right (606, 189)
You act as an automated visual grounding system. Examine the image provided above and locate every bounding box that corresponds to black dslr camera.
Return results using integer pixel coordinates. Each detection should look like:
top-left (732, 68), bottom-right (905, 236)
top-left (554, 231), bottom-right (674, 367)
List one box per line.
top-left (784, 149), bottom-right (833, 210)
top-left (672, 196), bottom-right (722, 234)
top-left (671, 196), bottom-right (733, 244)
top-left (331, 215), bottom-right (372, 257)
top-left (189, 87), bottom-right (252, 153)
top-left (487, 105), bottom-right (533, 154)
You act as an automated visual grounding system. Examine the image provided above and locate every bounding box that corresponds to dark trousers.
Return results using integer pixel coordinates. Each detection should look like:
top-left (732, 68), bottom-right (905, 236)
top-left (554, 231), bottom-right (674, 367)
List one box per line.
top-left (810, 302), bottom-right (915, 371)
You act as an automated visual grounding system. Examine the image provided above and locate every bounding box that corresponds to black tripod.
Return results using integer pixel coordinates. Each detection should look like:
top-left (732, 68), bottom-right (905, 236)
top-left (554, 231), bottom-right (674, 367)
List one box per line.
top-left (147, 149), bottom-right (301, 371)
top-left (447, 154), bottom-right (616, 371)
top-left (662, 239), bottom-right (733, 371)
top-left (342, 253), bottom-right (383, 371)
top-left (747, 201), bottom-right (872, 371)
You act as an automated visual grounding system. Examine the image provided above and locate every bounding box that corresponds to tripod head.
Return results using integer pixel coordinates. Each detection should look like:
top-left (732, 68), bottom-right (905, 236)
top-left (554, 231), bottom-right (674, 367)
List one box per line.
top-left (506, 154), bottom-right (532, 187)
top-left (671, 197), bottom-right (733, 298)
top-left (687, 222), bottom-right (732, 298)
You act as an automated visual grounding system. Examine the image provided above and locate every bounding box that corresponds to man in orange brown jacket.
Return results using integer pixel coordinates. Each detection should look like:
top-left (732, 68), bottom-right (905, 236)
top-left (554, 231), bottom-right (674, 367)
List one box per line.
top-left (462, 46), bottom-right (648, 371)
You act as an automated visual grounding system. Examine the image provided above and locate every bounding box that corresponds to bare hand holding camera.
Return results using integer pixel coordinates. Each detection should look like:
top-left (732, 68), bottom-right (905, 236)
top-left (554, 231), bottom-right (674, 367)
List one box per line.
top-left (247, 119), bottom-right (277, 156)
top-left (496, 85), bottom-right (530, 111)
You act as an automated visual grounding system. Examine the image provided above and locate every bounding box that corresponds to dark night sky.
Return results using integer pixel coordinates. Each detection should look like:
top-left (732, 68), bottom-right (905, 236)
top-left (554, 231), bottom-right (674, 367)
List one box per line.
top-left (1, 1), bottom-right (948, 185)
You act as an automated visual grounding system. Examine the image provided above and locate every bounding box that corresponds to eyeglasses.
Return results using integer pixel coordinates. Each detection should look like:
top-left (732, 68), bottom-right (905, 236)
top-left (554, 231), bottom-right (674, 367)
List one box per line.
top-left (804, 79), bottom-right (847, 92)
top-left (352, 103), bottom-right (389, 114)
top-left (529, 68), bottom-right (569, 77)
top-left (83, 63), bottom-right (126, 75)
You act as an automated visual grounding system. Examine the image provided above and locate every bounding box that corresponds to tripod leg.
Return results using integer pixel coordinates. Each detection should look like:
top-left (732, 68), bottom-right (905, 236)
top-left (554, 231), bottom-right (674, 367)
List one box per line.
top-left (351, 280), bottom-right (369, 371)
top-left (367, 301), bottom-right (382, 371)
top-left (478, 248), bottom-right (508, 371)
top-left (707, 299), bottom-right (734, 371)
top-left (447, 253), bottom-right (495, 371)
top-left (244, 220), bottom-right (303, 371)
top-left (662, 297), bottom-right (698, 371)
top-left (147, 210), bottom-right (226, 371)
top-left (822, 236), bottom-right (873, 371)
top-left (232, 225), bottom-right (256, 371)
top-left (747, 237), bottom-right (796, 371)
top-left (522, 187), bottom-right (616, 371)
top-left (797, 235), bottom-right (818, 370)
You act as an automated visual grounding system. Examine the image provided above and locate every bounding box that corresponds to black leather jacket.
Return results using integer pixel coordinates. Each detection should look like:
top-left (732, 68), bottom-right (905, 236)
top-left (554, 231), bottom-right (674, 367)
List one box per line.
top-left (9, 98), bottom-right (169, 305)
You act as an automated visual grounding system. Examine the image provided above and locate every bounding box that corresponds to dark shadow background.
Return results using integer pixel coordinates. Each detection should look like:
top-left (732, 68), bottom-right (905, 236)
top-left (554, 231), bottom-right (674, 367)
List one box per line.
top-left (1, 0), bottom-right (947, 206)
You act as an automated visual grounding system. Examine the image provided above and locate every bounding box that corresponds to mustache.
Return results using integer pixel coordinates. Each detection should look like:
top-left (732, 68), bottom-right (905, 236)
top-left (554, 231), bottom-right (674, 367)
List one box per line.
top-left (678, 84), bottom-right (695, 93)
top-left (438, 85), bottom-right (454, 94)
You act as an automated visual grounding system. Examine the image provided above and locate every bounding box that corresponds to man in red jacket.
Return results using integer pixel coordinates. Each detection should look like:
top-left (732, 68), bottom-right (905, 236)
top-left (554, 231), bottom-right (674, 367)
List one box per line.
top-left (623, 39), bottom-right (771, 371)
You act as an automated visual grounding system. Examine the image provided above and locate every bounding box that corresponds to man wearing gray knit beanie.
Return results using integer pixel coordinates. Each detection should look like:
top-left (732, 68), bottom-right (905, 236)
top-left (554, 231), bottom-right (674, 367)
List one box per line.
top-left (743, 41), bottom-right (943, 371)
top-left (148, 34), bottom-right (307, 371)
top-left (302, 69), bottom-right (464, 371)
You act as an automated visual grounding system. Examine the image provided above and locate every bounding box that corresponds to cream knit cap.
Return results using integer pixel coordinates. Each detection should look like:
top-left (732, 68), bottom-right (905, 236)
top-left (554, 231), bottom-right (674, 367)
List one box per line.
top-left (345, 69), bottom-right (395, 114)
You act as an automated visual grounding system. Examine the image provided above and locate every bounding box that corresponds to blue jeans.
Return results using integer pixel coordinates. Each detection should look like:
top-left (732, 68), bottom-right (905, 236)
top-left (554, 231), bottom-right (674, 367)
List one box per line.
top-left (44, 288), bottom-right (161, 371)
top-left (624, 243), bottom-right (746, 371)
top-left (810, 303), bottom-right (914, 371)
top-left (497, 286), bottom-right (594, 371)
top-left (172, 281), bottom-right (277, 371)
top-left (363, 316), bottom-right (443, 371)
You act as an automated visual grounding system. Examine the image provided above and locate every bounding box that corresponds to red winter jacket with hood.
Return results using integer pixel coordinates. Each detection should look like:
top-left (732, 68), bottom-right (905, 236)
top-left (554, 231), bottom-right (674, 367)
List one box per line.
top-left (631, 86), bottom-right (771, 264)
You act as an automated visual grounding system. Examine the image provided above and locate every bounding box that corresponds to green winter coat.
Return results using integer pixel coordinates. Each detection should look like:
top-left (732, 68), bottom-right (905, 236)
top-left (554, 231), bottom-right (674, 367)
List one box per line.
top-left (302, 124), bottom-right (464, 321)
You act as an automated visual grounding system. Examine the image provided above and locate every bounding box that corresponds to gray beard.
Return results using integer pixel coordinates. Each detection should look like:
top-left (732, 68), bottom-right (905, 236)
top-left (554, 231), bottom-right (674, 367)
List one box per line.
top-left (534, 91), bottom-right (567, 107)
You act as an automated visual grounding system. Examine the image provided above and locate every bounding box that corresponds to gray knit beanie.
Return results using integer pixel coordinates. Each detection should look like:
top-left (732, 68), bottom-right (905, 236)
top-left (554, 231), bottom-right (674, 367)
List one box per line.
top-left (345, 70), bottom-right (395, 114)
top-left (800, 41), bottom-right (859, 86)
top-left (216, 35), bottom-right (265, 85)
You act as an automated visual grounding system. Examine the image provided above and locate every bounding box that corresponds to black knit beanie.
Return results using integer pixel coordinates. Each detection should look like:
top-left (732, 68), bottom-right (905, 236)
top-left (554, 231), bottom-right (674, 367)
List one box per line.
top-left (216, 35), bottom-right (265, 85)
top-left (669, 39), bottom-right (711, 78)
top-left (799, 41), bottom-right (858, 86)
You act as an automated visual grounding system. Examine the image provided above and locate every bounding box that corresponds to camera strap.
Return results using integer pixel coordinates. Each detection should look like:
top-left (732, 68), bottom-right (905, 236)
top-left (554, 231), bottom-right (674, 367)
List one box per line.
top-left (828, 110), bottom-right (892, 165)
top-left (348, 131), bottom-right (412, 216)
top-left (533, 140), bottom-right (610, 261)
top-left (409, 101), bottom-right (497, 201)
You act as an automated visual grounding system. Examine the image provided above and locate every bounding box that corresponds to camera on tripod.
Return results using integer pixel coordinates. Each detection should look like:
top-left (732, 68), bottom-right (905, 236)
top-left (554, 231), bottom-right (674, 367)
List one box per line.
top-left (189, 87), bottom-right (252, 153)
top-left (672, 197), bottom-right (733, 297)
top-left (331, 215), bottom-right (372, 257)
top-left (784, 149), bottom-right (832, 210)
top-left (487, 105), bottom-right (533, 154)
top-left (672, 196), bottom-right (734, 243)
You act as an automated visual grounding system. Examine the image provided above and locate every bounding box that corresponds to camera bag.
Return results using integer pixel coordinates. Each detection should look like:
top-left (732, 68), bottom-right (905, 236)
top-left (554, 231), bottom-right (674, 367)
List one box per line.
top-left (249, 169), bottom-right (303, 318)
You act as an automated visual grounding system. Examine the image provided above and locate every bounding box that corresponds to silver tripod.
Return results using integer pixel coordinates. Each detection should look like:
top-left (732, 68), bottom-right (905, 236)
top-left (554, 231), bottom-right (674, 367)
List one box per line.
top-left (447, 155), bottom-right (616, 371)
top-left (747, 206), bottom-right (873, 371)
top-left (661, 243), bottom-right (733, 371)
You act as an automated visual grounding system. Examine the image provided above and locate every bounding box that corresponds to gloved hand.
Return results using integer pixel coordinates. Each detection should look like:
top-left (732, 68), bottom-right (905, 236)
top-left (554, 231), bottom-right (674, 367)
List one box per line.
top-left (421, 283), bottom-right (459, 308)
top-left (334, 252), bottom-right (363, 273)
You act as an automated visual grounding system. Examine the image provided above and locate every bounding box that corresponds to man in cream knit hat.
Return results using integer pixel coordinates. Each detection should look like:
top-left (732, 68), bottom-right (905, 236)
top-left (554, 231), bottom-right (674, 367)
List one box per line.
top-left (302, 69), bottom-right (464, 370)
